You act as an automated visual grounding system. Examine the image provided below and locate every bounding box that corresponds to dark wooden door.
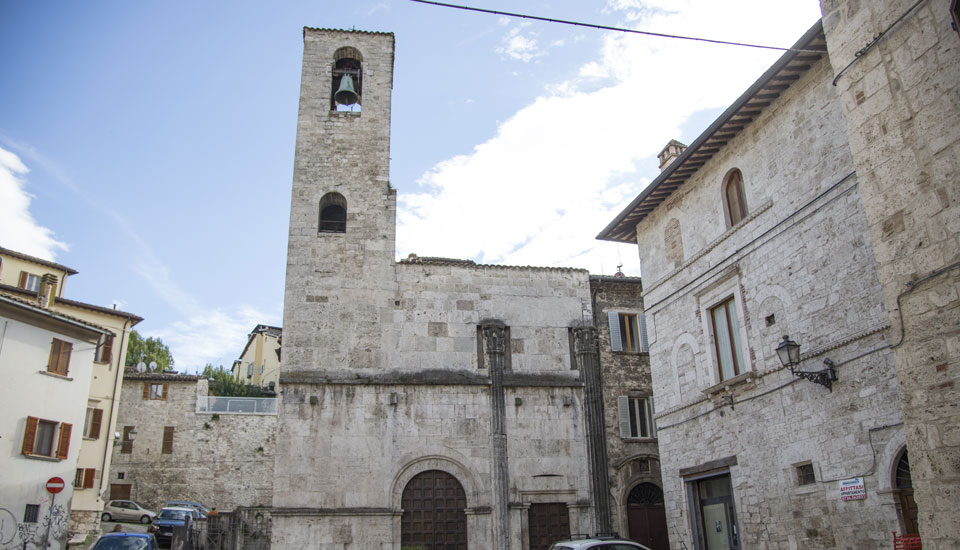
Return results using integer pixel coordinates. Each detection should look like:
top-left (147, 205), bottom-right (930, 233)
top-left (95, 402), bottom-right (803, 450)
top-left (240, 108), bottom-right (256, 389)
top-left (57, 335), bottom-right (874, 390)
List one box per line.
top-left (627, 483), bottom-right (670, 550)
top-left (401, 470), bottom-right (467, 550)
top-left (895, 449), bottom-right (918, 534)
top-left (110, 483), bottom-right (131, 500)
top-left (528, 503), bottom-right (570, 550)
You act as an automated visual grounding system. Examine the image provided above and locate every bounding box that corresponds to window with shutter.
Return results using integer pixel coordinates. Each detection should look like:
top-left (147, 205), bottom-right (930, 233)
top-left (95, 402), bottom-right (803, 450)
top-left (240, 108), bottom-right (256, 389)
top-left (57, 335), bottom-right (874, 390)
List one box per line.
top-left (90, 409), bottom-right (103, 439)
top-left (608, 312), bottom-right (623, 352)
top-left (617, 396), bottom-right (654, 439)
top-left (47, 339), bottom-right (73, 376)
top-left (121, 426), bottom-right (134, 454)
top-left (638, 313), bottom-right (650, 353)
top-left (21, 417), bottom-right (39, 455)
top-left (162, 426), bottom-right (174, 454)
top-left (22, 417), bottom-right (71, 459)
top-left (96, 335), bottom-right (114, 364)
top-left (56, 423), bottom-right (72, 459)
top-left (83, 468), bottom-right (96, 489)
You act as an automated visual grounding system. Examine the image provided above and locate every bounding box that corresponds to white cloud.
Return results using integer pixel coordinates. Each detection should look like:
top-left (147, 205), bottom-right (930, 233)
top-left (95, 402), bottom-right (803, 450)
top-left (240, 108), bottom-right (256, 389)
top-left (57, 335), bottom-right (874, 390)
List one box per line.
top-left (497, 26), bottom-right (546, 63)
top-left (0, 146), bottom-right (69, 260)
top-left (152, 303), bottom-right (281, 372)
top-left (397, 0), bottom-right (821, 278)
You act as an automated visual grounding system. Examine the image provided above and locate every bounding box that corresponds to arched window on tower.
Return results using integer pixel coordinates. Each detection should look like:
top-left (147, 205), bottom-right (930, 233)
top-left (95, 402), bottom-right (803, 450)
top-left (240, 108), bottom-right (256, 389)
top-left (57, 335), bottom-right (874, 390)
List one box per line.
top-left (319, 192), bottom-right (347, 233)
top-left (724, 169), bottom-right (748, 227)
top-left (331, 47), bottom-right (362, 112)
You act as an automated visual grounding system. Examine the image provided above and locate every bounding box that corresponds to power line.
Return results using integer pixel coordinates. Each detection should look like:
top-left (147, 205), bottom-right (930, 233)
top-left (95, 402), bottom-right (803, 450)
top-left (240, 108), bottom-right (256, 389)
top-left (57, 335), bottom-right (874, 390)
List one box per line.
top-left (410, 0), bottom-right (823, 53)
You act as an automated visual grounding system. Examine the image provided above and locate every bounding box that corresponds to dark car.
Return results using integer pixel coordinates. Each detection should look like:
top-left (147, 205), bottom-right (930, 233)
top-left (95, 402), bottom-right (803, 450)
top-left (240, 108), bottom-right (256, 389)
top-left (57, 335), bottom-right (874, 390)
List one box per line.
top-left (92, 533), bottom-right (160, 550)
top-left (149, 507), bottom-right (196, 546)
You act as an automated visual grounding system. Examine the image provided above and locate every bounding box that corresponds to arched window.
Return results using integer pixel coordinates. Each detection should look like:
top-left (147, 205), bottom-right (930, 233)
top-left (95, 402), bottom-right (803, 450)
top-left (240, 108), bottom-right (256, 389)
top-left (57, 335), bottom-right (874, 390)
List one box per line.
top-left (318, 192), bottom-right (347, 233)
top-left (724, 169), bottom-right (747, 227)
top-left (331, 46), bottom-right (362, 111)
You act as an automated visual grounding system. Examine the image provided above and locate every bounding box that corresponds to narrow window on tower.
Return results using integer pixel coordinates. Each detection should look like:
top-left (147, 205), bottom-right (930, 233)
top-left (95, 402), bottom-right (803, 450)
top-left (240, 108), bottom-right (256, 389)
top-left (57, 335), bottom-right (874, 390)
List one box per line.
top-left (331, 47), bottom-right (363, 112)
top-left (318, 192), bottom-right (348, 233)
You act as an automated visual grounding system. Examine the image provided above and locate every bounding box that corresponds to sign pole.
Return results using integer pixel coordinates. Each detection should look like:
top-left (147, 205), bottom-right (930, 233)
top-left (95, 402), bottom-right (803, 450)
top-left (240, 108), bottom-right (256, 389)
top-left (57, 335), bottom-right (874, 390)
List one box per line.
top-left (43, 492), bottom-right (55, 550)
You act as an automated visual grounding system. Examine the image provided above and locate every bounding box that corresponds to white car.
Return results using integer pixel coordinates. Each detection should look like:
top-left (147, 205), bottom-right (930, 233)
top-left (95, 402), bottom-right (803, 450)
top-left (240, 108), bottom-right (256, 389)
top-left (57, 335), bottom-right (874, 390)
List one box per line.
top-left (101, 500), bottom-right (156, 524)
top-left (549, 536), bottom-right (652, 550)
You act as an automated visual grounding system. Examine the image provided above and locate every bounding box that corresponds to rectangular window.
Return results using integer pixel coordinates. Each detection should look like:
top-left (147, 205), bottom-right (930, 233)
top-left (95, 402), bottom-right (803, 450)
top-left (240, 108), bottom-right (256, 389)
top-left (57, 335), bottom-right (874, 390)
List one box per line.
top-left (24, 504), bottom-right (39, 523)
top-left (797, 463), bottom-right (816, 486)
top-left (608, 311), bottom-right (649, 353)
top-left (617, 396), bottom-right (656, 439)
top-left (47, 339), bottom-right (73, 376)
top-left (162, 426), bottom-right (174, 454)
top-left (83, 408), bottom-right (103, 439)
top-left (19, 271), bottom-right (41, 292)
top-left (73, 468), bottom-right (95, 489)
top-left (95, 334), bottom-right (114, 364)
top-left (121, 426), bottom-right (134, 454)
top-left (142, 382), bottom-right (167, 400)
top-left (710, 297), bottom-right (744, 381)
top-left (247, 363), bottom-right (254, 377)
top-left (21, 417), bottom-right (71, 459)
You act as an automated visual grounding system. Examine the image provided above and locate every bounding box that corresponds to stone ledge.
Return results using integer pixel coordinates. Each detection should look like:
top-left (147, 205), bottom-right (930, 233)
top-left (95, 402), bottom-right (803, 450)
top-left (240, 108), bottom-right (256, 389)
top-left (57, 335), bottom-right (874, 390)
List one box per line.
top-left (271, 507), bottom-right (398, 517)
top-left (280, 369), bottom-right (583, 388)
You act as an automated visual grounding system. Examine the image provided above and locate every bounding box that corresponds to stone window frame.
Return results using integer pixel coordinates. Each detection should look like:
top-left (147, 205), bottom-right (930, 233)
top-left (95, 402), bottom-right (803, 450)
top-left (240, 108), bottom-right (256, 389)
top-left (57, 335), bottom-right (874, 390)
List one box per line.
top-left (721, 168), bottom-right (748, 228)
top-left (318, 192), bottom-right (347, 234)
top-left (697, 271), bottom-right (753, 386)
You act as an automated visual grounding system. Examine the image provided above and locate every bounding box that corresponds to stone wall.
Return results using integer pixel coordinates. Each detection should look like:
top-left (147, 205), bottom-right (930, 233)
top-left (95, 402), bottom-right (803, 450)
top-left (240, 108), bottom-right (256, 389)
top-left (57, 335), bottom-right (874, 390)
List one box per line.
top-left (819, 1), bottom-right (960, 545)
top-left (633, 49), bottom-right (906, 548)
top-left (110, 374), bottom-right (276, 512)
top-left (589, 277), bottom-right (663, 540)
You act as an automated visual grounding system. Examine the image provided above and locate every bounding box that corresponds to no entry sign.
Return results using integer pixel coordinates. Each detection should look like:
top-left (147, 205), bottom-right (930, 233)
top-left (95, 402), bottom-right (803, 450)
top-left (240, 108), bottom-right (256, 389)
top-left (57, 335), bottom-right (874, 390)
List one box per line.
top-left (45, 477), bottom-right (65, 494)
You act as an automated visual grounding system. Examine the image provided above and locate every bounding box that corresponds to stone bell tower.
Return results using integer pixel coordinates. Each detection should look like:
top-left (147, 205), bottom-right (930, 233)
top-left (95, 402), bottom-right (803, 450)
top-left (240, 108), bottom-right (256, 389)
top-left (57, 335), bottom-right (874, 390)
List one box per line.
top-left (282, 28), bottom-right (397, 377)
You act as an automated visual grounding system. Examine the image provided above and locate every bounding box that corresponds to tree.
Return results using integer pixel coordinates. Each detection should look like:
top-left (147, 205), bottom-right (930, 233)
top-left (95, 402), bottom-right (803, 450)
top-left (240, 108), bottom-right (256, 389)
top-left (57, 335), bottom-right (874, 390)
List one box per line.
top-left (201, 364), bottom-right (270, 397)
top-left (125, 330), bottom-right (175, 372)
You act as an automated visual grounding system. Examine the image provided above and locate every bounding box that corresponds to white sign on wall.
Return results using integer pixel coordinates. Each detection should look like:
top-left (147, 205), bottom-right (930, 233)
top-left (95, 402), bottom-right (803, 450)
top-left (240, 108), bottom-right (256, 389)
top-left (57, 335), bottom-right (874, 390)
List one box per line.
top-left (839, 477), bottom-right (866, 501)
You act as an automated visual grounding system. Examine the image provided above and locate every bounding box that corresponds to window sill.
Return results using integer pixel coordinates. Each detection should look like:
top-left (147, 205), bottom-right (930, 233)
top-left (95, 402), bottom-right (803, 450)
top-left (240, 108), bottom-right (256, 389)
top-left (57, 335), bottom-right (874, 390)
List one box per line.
top-left (39, 370), bottom-right (74, 382)
top-left (702, 371), bottom-right (756, 396)
top-left (611, 350), bottom-right (647, 356)
top-left (793, 482), bottom-right (820, 495)
top-left (22, 453), bottom-right (62, 462)
top-left (621, 437), bottom-right (658, 442)
top-left (83, 436), bottom-right (97, 441)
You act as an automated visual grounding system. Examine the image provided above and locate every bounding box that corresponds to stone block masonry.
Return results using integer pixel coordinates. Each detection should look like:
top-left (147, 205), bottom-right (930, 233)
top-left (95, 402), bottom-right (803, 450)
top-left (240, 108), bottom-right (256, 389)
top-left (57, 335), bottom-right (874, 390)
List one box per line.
top-left (110, 373), bottom-right (276, 512)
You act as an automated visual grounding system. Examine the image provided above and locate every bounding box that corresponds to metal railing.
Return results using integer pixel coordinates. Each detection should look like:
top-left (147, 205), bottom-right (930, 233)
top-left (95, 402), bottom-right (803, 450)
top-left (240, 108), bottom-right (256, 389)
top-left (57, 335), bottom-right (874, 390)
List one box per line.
top-left (197, 396), bottom-right (277, 414)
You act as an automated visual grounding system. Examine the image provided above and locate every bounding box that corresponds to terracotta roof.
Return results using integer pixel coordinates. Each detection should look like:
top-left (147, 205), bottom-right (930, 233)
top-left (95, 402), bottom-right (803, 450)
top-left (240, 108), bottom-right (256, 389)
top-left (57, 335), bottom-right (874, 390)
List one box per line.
top-left (0, 283), bottom-right (143, 323)
top-left (123, 370), bottom-right (201, 382)
top-left (0, 246), bottom-right (78, 275)
top-left (399, 254), bottom-right (587, 273)
top-left (597, 21), bottom-right (828, 243)
top-left (303, 27), bottom-right (394, 37)
top-left (0, 293), bottom-right (112, 336)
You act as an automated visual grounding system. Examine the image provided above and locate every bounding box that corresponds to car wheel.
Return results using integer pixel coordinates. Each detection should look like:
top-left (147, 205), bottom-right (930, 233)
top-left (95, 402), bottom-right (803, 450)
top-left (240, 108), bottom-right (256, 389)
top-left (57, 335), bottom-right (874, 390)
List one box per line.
top-left (140, 515), bottom-right (152, 524)
top-left (101, 513), bottom-right (112, 522)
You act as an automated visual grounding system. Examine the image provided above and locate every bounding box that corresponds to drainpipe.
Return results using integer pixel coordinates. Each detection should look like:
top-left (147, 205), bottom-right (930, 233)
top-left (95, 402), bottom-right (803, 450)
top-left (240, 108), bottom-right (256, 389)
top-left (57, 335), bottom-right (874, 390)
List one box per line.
top-left (98, 317), bottom-right (133, 503)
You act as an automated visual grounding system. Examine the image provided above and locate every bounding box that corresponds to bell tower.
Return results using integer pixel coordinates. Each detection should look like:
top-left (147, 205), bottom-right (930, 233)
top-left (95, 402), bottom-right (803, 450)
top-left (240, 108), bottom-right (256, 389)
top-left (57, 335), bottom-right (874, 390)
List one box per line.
top-left (282, 28), bottom-right (397, 376)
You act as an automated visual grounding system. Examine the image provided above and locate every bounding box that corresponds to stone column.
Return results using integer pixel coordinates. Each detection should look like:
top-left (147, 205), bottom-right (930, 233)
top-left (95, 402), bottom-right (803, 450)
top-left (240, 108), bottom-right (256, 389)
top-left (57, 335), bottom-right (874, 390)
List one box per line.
top-left (482, 320), bottom-right (511, 550)
top-left (575, 326), bottom-right (611, 534)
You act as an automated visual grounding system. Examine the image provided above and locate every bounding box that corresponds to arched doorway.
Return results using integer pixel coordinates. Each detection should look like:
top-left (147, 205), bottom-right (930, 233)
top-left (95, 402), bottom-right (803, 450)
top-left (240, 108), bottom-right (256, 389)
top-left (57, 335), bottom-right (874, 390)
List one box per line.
top-left (894, 449), bottom-right (918, 534)
top-left (627, 482), bottom-right (669, 550)
top-left (401, 470), bottom-right (467, 549)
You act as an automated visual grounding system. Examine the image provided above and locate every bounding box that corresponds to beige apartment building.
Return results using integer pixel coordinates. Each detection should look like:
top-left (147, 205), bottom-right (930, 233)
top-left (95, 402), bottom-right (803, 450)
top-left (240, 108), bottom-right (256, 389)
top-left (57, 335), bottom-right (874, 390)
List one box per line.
top-left (0, 246), bottom-right (142, 534)
top-left (231, 324), bottom-right (281, 391)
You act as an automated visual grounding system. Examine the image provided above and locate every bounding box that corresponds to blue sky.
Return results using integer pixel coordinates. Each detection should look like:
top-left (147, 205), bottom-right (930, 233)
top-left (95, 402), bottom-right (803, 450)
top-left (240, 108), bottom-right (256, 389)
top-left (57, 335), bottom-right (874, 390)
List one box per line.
top-left (0, 0), bottom-right (822, 371)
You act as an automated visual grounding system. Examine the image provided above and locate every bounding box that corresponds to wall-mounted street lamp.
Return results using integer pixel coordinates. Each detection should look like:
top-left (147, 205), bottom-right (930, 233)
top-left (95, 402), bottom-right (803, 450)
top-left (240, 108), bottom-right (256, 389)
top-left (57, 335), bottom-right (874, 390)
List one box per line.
top-left (113, 428), bottom-right (136, 447)
top-left (776, 335), bottom-right (838, 391)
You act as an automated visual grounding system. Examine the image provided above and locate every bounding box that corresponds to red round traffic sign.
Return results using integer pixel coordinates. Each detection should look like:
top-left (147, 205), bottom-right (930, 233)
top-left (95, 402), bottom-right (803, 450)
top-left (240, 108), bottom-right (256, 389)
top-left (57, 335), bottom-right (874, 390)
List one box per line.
top-left (46, 477), bottom-right (65, 494)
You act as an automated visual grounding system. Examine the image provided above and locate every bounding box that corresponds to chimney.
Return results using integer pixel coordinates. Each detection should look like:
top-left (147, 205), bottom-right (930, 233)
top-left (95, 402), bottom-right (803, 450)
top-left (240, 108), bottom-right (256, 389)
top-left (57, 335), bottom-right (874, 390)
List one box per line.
top-left (37, 273), bottom-right (58, 308)
top-left (658, 139), bottom-right (687, 171)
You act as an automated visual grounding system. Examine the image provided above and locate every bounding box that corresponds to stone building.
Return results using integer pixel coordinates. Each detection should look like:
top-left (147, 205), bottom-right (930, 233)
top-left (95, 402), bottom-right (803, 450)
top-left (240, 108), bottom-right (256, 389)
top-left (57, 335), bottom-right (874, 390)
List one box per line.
top-left (599, 21), bottom-right (911, 550)
top-left (109, 372), bottom-right (276, 512)
top-left (818, 1), bottom-right (960, 546)
top-left (271, 28), bottom-right (662, 550)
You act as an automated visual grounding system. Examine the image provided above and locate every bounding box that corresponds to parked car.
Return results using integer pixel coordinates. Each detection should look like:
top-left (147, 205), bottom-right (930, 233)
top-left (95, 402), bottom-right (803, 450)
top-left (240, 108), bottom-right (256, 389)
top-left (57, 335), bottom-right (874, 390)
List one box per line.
top-left (101, 501), bottom-right (156, 524)
top-left (91, 532), bottom-right (160, 550)
top-left (549, 535), bottom-right (652, 550)
top-left (164, 500), bottom-right (209, 518)
top-left (149, 507), bottom-right (197, 546)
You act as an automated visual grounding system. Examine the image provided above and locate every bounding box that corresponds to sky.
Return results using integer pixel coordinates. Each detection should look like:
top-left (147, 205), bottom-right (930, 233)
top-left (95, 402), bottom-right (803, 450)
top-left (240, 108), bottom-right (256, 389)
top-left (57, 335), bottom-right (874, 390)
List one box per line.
top-left (0, 0), bottom-right (823, 372)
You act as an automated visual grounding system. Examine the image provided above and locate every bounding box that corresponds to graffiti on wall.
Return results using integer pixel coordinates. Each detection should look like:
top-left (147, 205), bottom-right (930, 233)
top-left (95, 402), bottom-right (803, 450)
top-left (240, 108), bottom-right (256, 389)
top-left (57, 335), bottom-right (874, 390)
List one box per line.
top-left (0, 504), bottom-right (70, 550)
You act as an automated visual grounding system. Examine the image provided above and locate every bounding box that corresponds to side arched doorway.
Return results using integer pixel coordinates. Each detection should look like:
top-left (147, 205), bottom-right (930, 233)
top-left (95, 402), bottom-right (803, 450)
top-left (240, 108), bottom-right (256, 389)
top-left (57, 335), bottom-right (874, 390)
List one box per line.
top-left (894, 449), bottom-right (919, 534)
top-left (401, 470), bottom-right (468, 549)
top-left (627, 482), bottom-right (669, 550)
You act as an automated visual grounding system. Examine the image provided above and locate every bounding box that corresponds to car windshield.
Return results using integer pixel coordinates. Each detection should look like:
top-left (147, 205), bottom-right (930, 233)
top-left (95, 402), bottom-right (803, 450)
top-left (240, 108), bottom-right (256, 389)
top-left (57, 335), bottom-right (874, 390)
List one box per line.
top-left (158, 510), bottom-right (188, 520)
top-left (93, 537), bottom-right (149, 550)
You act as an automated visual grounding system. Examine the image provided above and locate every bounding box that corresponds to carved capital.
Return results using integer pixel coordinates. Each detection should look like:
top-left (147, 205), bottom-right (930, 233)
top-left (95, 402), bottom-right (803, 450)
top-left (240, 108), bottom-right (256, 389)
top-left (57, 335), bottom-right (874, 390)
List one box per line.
top-left (481, 323), bottom-right (507, 355)
top-left (573, 326), bottom-right (598, 356)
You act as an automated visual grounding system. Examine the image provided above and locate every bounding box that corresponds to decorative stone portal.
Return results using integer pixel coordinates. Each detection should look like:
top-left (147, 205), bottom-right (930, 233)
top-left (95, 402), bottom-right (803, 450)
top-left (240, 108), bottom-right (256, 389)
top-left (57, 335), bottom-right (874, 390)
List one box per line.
top-left (627, 483), bottom-right (668, 550)
top-left (400, 470), bottom-right (467, 549)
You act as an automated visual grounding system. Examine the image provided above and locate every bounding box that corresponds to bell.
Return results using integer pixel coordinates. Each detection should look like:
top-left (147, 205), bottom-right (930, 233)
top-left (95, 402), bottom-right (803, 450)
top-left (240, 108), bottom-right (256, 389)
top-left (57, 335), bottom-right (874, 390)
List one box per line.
top-left (334, 74), bottom-right (359, 106)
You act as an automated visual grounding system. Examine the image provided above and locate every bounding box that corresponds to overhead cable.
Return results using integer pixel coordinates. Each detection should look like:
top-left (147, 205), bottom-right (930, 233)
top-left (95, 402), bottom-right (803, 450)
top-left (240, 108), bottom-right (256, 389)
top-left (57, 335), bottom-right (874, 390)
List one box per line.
top-left (410, 0), bottom-right (824, 53)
